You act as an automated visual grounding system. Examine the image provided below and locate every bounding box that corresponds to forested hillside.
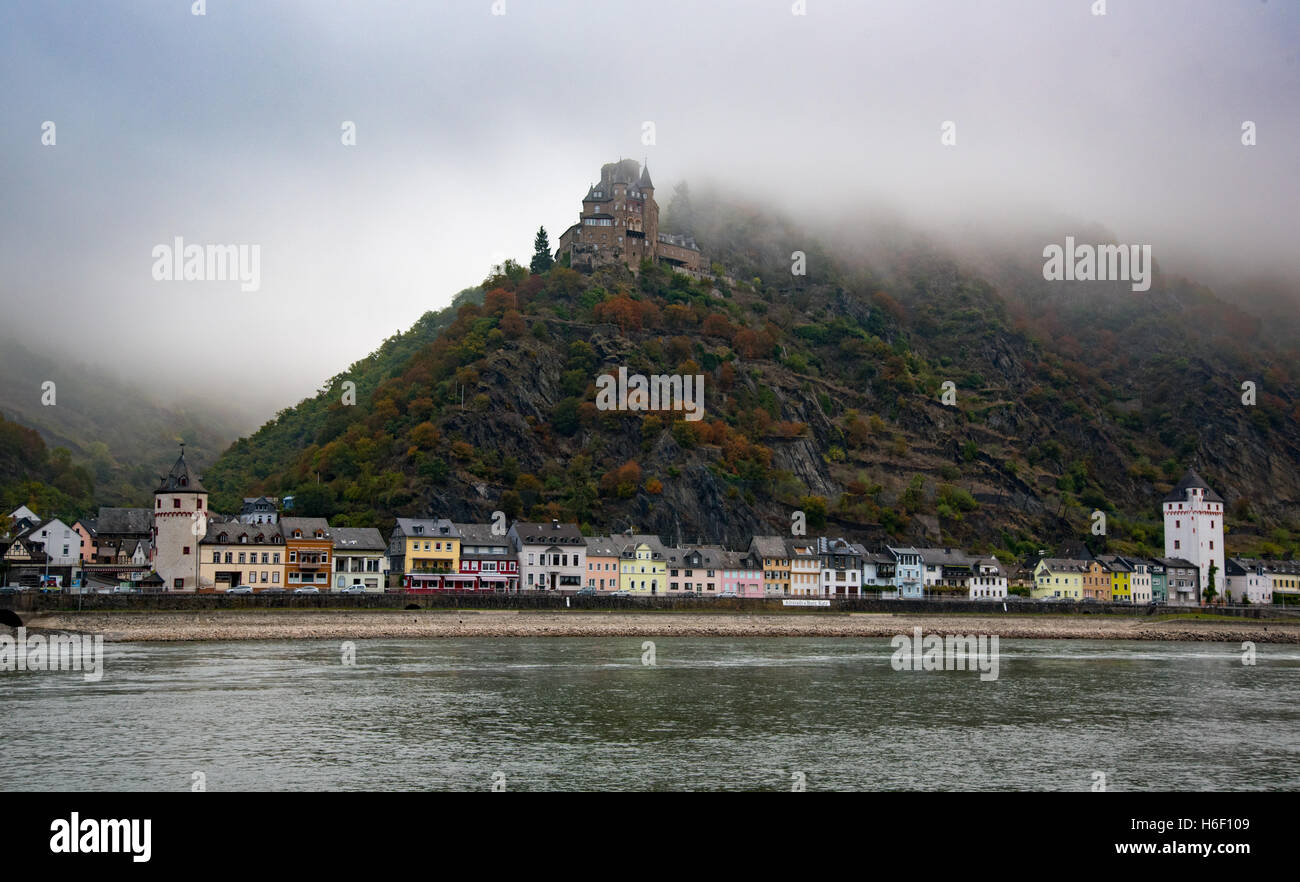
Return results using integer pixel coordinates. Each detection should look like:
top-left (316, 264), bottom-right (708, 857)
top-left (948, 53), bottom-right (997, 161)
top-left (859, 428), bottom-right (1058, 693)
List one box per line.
top-left (203, 189), bottom-right (1300, 561)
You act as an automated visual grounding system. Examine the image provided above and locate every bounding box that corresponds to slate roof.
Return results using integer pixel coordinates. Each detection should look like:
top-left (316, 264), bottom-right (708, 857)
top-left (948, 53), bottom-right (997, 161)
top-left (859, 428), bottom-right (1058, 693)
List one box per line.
top-left (330, 527), bottom-right (385, 551)
top-left (95, 507), bottom-right (153, 535)
top-left (155, 448), bottom-right (205, 493)
top-left (1163, 469), bottom-right (1225, 504)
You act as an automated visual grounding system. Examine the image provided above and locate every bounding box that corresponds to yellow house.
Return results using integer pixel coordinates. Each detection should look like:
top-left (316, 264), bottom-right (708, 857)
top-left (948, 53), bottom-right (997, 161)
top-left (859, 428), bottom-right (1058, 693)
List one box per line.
top-left (1100, 555), bottom-right (1133, 602)
top-left (750, 536), bottom-right (791, 595)
top-left (388, 518), bottom-right (461, 590)
top-left (1033, 558), bottom-right (1086, 600)
top-left (619, 541), bottom-right (665, 595)
top-left (199, 522), bottom-right (286, 592)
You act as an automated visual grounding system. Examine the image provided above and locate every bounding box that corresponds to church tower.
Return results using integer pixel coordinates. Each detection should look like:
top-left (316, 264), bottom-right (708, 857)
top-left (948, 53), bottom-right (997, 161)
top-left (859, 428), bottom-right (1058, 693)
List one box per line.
top-left (152, 445), bottom-right (209, 591)
top-left (1162, 468), bottom-right (1225, 603)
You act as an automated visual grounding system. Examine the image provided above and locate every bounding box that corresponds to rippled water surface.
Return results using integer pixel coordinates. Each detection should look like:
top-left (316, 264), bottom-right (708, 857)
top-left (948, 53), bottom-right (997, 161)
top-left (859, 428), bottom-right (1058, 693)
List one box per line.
top-left (2, 638), bottom-right (1297, 790)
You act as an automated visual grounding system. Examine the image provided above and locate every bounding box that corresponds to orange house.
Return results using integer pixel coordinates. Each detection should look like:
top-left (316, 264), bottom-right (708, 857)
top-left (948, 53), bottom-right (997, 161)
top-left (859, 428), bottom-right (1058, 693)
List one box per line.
top-left (1083, 560), bottom-right (1111, 602)
top-left (281, 517), bottom-right (332, 590)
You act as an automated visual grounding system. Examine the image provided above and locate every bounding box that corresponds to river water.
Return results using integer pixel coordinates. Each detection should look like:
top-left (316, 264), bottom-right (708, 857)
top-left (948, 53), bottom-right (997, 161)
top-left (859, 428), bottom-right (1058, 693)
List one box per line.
top-left (2, 638), bottom-right (1297, 791)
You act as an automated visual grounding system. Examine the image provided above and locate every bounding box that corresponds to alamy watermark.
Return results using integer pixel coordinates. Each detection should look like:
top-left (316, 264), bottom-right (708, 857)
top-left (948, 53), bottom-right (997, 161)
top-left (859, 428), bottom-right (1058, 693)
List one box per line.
top-left (890, 627), bottom-right (999, 681)
top-left (596, 366), bottom-right (704, 421)
top-left (1042, 237), bottom-right (1151, 292)
top-left (0, 627), bottom-right (103, 682)
top-left (152, 236), bottom-right (261, 292)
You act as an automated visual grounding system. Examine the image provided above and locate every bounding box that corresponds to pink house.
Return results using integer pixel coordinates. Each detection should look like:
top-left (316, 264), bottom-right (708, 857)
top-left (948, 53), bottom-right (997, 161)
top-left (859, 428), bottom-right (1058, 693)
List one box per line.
top-left (721, 550), bottom-right (765, 597)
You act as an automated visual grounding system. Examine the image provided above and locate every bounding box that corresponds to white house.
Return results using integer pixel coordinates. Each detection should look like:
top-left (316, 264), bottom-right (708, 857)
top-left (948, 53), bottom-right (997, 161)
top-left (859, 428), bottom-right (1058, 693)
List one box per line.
top-left (331, 527), bottom-right (388, 592)
top-left (1225, 558), bottom-right (1272, 605)
top-left (818, 537), bottom-right (864, 596)
top-left (1128, 558), bottom-right (1153, 604)
top-left (968, 557), bottom-right (1008, 599)
top-left (24, 518), bottom-right (80, 567)
top-left (509, 520), bottom-right (586, 592)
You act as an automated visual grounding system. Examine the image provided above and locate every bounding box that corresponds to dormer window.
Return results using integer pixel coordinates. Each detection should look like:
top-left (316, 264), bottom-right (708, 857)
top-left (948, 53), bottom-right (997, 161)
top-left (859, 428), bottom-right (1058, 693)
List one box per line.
top-left (293, 530), bottom-right (302, 539)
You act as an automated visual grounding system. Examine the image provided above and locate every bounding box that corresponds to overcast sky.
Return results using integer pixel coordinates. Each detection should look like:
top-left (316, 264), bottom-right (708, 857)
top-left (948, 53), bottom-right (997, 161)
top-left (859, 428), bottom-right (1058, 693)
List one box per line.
top-left (2, 0), bottom-right (1296, 423)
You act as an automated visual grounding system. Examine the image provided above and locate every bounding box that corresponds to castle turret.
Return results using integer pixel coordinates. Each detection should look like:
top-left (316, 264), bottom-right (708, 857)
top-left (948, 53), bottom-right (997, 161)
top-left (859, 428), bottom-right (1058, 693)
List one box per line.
top-left (152, 445), bottom-right (208, 591)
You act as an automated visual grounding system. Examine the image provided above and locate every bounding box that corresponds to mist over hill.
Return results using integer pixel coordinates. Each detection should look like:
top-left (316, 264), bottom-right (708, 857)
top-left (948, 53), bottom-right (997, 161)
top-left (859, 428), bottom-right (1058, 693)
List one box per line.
top-left (0, 338), bottom-right (255, 515)
top-left (202, 186), bottom-right (1300, 561)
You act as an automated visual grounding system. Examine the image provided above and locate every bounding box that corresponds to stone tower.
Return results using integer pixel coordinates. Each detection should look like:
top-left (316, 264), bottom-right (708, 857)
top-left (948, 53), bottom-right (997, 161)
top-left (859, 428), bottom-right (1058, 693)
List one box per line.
top-left (1162, 468), bottom-right (1225, 602)
top-left (152, 445), bottom-right (209, 591)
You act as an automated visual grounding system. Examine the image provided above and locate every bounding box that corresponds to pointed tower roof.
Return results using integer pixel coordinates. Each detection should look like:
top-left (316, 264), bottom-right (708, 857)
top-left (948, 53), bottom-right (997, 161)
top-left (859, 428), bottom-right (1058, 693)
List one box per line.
top-left (639, 161), bottom-right (654, 189)
top-left (1163, 468), bottom-right (1223, 504)
top-left (155, 446), bottom-right (206, 494)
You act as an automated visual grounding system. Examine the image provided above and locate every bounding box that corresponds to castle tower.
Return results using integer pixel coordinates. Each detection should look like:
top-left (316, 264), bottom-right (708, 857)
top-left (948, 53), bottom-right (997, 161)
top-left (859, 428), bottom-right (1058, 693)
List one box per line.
top-left (1162, 468), bottom-right (1225, 603)
top-left (639, 161), bottom-right (658, 262)
top-left (152, 445), bottom-right (208, 591)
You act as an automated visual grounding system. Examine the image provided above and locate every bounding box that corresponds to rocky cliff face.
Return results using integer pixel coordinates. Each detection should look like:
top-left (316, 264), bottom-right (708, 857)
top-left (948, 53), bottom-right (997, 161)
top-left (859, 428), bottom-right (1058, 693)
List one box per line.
top-left (205, 196), bottom-right (1300, 560)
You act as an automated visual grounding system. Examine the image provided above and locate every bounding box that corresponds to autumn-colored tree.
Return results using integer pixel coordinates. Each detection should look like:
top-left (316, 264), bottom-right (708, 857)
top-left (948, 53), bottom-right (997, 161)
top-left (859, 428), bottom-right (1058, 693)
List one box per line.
top-left (598, 460), bottom-right (642, 498)
top-left (410, 421), bottom-right (440, 448)
top-left (484, 287), bottom-right (517, 315)
top-left (701, 313), bottom-right (733, 338)
top-left (644, 477), bottom-right (664, 495)
top-left (500, 309), bottom-right (525, 338)
top-left (666, 336), bottom-right (693, 364)
top-left (718, 361), bottom-right (736, 391)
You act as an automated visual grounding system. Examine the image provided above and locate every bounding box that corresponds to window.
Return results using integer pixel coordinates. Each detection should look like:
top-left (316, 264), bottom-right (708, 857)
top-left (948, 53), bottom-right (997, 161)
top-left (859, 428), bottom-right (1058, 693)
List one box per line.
top-left (183, 546), bottom-right (190, 555)
top-left (273, 572), bottom-right (280, 583)
top-left (173, 498), bottom-right (181, 508)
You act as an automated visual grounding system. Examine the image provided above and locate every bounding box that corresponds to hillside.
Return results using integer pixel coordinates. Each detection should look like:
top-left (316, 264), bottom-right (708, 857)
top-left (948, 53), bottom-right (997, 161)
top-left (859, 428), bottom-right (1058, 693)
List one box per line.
top-left (204, 191), bottom-right (1300, 562)
top-left (0, 338), bottom-right (249, 514)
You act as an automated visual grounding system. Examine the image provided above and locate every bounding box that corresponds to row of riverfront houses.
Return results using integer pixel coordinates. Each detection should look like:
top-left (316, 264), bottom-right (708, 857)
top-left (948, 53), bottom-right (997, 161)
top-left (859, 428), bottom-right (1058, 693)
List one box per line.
top-left (3, 454), bottom-right (1297, 604)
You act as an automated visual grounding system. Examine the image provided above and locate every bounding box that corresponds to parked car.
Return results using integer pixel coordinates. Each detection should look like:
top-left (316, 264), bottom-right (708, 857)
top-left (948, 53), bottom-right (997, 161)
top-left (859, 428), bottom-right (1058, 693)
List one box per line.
top-left (575, 587), bottom-right (599, 596)
top-left (610, 590), bottom-right (630, 597)
top-left (262, 587), bottom-right (287, 595)
top-left (226, 585), bottom-right (254, 595)
top-left (294, 587), bottom-right (320, 595)
top-left (717, 591), bottom-right (739, 598)
top-left (340, 586), bottom-right (367, 595)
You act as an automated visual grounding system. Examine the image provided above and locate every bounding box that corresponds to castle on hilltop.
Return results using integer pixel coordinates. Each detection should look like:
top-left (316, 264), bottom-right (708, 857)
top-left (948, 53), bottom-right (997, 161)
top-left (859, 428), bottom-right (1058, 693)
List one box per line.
top-left (556, 159), bottom-right (703, 274)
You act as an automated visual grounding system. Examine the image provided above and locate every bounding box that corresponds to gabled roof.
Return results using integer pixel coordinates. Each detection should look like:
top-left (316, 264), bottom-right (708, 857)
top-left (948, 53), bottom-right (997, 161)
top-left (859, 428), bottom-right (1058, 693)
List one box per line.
top-left (584, 535), bottom-right (622, 557)
top-left (455, 523), bottom-right (511, 546)
top-left (95, 507), bottom-right (153, 535)
top-left (1038, 558), bottom-right (1089, 573)
top-left (203, 522), bottom-right (283, 544)
top-left (280, 517), bottom-right (332, 540)
top-left (1163, 468), bottom-right (1224, 504)
top-left (330, 527), bottom-right (385, 551)
top-left (394, 518), bottom-right (459, 539)
top-left (511, 521), bottom-right (584, 545)
top-left (915, 547), bottom-right (977, 567)
top-left (750, 536), bottom-right (789, 559)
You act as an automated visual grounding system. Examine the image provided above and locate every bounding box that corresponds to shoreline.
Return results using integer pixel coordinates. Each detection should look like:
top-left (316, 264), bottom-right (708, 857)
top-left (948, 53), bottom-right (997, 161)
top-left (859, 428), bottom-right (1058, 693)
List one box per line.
top-left (15, 609), bottom-right (1300, 644)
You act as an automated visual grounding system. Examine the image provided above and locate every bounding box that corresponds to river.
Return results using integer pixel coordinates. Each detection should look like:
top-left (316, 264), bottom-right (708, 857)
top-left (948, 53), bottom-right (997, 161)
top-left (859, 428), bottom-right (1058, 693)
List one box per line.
top-left (2, 637), bottom-right (1297, 790)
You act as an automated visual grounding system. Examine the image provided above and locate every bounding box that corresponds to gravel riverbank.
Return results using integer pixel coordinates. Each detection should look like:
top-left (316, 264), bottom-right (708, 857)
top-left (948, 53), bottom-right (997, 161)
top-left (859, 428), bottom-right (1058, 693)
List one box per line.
top-left (15, 609), bottom-right (1300, 644)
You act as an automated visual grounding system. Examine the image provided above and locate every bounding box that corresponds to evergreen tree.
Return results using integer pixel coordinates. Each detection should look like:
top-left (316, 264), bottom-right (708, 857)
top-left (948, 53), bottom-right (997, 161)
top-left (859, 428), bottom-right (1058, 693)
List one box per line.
top-left (530, 226), bottom-right (554, 274)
